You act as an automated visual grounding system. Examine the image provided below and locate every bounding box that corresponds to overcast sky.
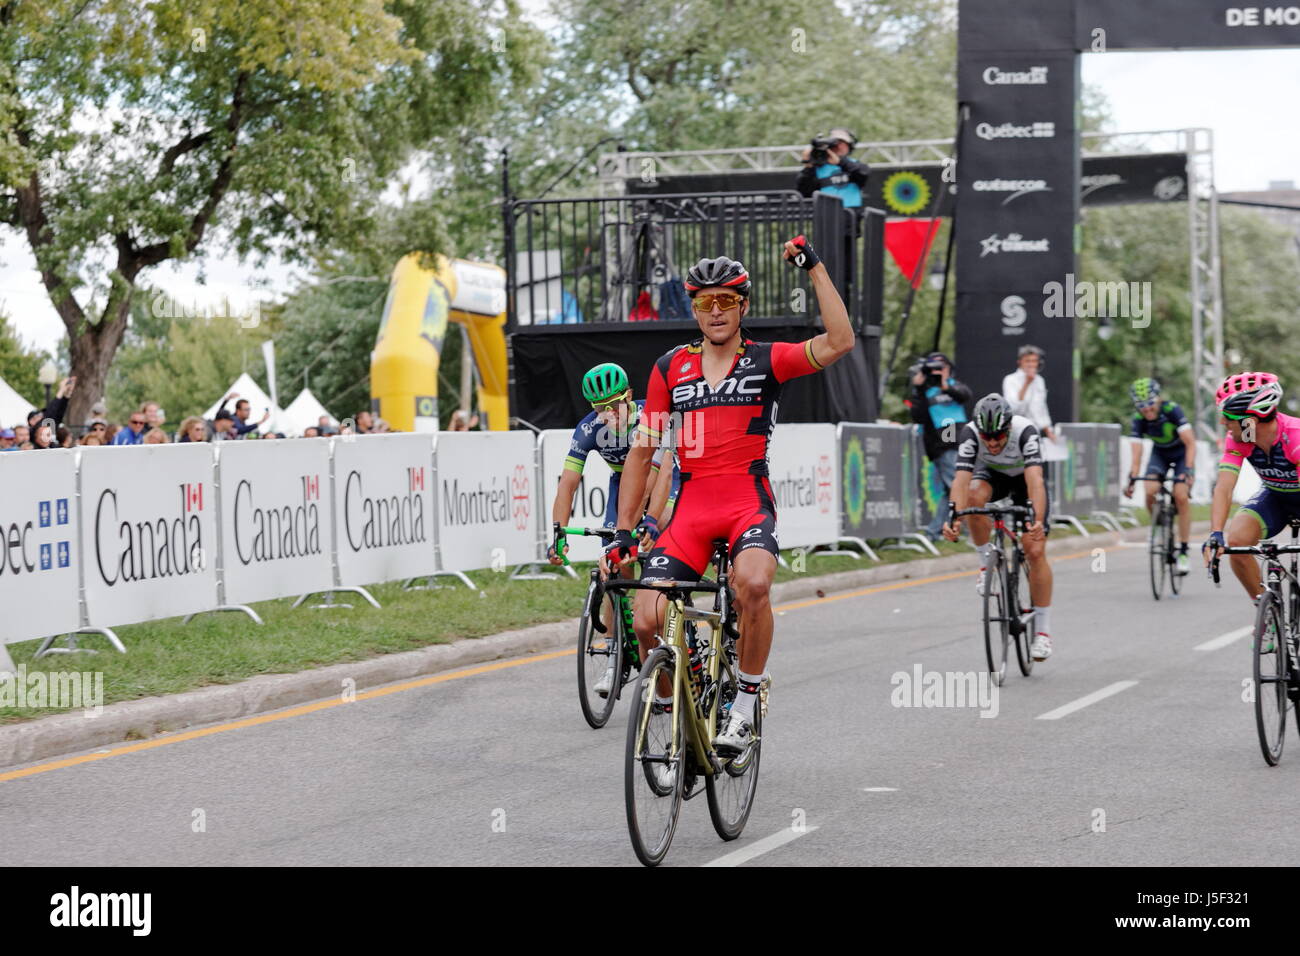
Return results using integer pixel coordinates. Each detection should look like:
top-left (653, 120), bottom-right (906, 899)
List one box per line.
top-left (3, 39), bottom-right (1297, 364)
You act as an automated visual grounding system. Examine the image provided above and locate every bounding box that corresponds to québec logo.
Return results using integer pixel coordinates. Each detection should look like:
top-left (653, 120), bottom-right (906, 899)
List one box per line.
top-left (975, 121), bottom-right (1054, 141)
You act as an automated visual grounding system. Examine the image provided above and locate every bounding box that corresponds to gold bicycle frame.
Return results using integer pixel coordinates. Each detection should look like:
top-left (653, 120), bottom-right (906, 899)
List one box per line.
top-left (633, 586), bottom-right (753, 779)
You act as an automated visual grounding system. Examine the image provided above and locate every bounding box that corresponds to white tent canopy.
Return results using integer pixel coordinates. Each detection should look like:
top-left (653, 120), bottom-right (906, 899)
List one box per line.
top-left (0, 375), bottom-right (37, 430)
top-left (279, 388), bottom-right (334, 437)
top-left (203, 372), bottom-right (283, 436)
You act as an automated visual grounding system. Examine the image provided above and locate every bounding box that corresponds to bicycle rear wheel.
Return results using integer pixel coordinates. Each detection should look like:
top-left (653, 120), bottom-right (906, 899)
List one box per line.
top-left (577, 581), bottom-right (620, 729)
top-left (1148, 504), bottom-right (1166, 601)
top-left (1166, 510), bottom-right (1183, 596)
top-left (706, 665), bottom-right (763, 841)
top-left (625, 647), bottom-right (684, 866)
top-left (982, 551), bottom-right (1009, 686)
top-left (1253, 593), bottom-right (1287, 766)
top-left (1012, 549), bottom-right (1035, 677)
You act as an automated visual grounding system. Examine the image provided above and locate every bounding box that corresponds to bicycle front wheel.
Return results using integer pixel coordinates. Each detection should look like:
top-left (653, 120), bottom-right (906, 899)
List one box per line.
top-left (1253, 593), bottom-right (1287, 766)
top-left (1012, 550), bottom-right (1035, 677)
top-left (707, 672), bottom-right (763, 841)
top-left (1166, 510), bottom-right (1183, 596)
top-left (982, 552), bottom-right (1009, 686)
top-left (625, 647), bottom-right (685, 866)
top-left (576, 582), bottom-right (620, 729)
top-left (1148, 505), bottom-right (1166, 600)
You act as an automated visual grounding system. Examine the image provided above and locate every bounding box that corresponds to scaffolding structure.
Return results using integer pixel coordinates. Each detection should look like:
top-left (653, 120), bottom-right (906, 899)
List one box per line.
top-left (600, 129), bottom-right (1224, 437)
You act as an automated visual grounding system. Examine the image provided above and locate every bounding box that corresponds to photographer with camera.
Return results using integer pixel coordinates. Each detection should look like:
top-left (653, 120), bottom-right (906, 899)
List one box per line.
top-left (796, 127), bottom-right (869, 209)
top-left (905, 352), bottom-right (972, 541)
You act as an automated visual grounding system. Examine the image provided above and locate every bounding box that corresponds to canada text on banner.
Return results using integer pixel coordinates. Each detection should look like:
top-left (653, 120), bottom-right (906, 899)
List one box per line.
top-left (80, 443), bottom-right (220, 628)
top-left (332, 432), bottom-right (436, 586)
top-left (217, 438), bottom-right (334, 605)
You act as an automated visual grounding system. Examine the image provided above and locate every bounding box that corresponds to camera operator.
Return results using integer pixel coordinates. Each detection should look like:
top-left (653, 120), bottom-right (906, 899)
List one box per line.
top-left (905, 352), bottom-right (972, 541)
top-left (796, 127), bottom-right (869, 209)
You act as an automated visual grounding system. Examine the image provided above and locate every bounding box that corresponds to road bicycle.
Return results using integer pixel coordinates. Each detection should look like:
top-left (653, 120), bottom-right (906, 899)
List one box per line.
top-left (1211, 518), bottom-right (1300, 766)
top-left (1128, 474), bottom-right (1190, 600)
top-left (605, 539), bottom-right (764, 867)
top-left (954, 504), bottom-right (1037, 686)
top-left (559, 524), bottom-right (641, 729)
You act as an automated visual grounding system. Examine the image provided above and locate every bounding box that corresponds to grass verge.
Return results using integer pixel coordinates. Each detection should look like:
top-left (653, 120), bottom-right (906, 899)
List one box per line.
top-left (0, 508), bottom-right (1170, 723)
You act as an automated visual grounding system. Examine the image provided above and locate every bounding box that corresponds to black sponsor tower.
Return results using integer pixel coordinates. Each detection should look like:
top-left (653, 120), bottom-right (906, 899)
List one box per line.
top-left (957, 0), bottom-right (1080, 426)
top-left (956, 0), bottom-right (1300, 425)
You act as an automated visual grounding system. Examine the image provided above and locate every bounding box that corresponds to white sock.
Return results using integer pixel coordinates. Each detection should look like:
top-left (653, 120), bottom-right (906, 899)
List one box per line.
top-left (731, 670), bottom-right (763, 722)
top-left (1035, 606), bottom-right (1051, 635)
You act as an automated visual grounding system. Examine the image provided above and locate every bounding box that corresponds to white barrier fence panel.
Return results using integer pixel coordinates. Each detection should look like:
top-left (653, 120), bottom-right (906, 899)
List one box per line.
top-left (537, 428), bottom-right (615, 563)
top-left (0, 449), bottom-right (81, 645)
top-left (217, 438), bottom-right (334, 605)
top-left (80, 443), bottom-right (219, 628)
top-left (767, 424), bottom-right (839, 550)
top-left (435, 431), bottom-right (537, 572)
top-left (332, 433), bottom-right (436, 586)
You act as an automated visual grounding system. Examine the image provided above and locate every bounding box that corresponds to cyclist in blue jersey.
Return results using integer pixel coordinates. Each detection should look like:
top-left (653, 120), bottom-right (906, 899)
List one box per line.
top-left (548, 363), bottom-right (678, 697)
top-left (1126, 378), bottom-right (1196, 573)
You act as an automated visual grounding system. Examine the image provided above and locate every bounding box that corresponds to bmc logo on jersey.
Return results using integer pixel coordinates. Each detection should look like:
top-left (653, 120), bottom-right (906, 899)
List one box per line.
top-left (671, 374), bottom-right (767, 405)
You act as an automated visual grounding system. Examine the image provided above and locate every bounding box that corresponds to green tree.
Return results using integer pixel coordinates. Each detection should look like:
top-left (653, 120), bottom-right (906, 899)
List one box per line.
top-left (0, 311), bottom-right (48, 409)
top-left (107, 292), bottom-right (271, 423)
top-left (0, 0), bottom-right (542, 425)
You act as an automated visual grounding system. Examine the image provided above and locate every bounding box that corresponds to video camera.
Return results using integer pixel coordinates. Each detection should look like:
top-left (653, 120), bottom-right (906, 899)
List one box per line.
top-left (909, 357), bottom-right (948, 389)
top-left (808, 137), bottom-right (838, 165)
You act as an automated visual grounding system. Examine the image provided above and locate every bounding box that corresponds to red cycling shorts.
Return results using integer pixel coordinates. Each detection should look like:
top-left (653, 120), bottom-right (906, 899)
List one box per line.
top-left (641, 474), bottom-right (779, 581)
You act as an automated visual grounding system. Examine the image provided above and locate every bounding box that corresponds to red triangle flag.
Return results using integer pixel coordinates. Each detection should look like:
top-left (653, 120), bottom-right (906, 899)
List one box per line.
top-left (884, 218), bottom-right (942, 289)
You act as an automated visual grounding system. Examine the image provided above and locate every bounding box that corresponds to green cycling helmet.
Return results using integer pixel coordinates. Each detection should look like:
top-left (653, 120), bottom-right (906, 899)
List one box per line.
top-left (581, 363), bottom-right (630, 404)
top-left (1130, 377), bottom-right (1161, 406)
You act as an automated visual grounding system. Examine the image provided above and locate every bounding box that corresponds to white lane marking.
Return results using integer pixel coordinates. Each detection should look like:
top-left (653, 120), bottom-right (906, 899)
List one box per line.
top-left (1194, 627), bottom-right (1253, 652)
top-left (1035, 680), bottom-right (1139, 720)
top-left (1117, 541), bottom-right (1147, 549)
top-left (862, 787), bottom-right (897, 792)
top-left (703, 826), bottom-right (818, 867)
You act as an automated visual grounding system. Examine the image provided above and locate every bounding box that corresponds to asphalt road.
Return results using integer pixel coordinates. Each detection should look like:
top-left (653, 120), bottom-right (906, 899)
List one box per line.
top-left (2, 539), bottom-right (1293, 867)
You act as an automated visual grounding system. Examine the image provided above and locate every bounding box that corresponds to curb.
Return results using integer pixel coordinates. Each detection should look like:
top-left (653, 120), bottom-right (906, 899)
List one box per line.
top-left (0, 518), bottom-right (1200, 771)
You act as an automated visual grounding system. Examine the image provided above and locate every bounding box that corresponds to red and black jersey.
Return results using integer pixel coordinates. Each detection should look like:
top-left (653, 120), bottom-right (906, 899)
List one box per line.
top-left (639, 337), bottom-right (823, 480)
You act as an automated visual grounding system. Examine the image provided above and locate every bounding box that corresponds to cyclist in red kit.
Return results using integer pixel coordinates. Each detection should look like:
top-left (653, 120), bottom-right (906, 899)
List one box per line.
top-left (605, 236), bottom-right (856, 754)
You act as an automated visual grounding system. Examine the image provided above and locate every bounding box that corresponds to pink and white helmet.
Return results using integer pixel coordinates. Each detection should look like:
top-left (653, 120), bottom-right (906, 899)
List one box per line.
top-left (1216, 371), bottom-right (1283, 419)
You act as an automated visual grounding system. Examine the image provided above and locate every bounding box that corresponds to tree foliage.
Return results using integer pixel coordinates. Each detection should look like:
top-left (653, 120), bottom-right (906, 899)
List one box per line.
top-left (0, 0), bottom-right (542, 422)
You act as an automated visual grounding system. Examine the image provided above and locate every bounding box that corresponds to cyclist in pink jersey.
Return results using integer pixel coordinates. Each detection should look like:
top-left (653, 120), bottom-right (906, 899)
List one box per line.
top-left (1203, 372), bottom-right (1300, 599)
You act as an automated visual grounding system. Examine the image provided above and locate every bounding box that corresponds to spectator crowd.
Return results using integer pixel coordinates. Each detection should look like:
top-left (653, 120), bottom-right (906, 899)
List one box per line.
top-left (0, 378), bottom-right (452, 452)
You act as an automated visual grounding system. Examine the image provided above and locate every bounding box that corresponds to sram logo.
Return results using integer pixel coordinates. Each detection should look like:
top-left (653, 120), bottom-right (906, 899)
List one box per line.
top-left (671, 374), bottom-right (766, 404)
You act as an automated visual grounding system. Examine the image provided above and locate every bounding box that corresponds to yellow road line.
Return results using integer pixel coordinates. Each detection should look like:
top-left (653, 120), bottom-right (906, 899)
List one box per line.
top-left (0, 542), bottom-right (1125, 783)
top-left (0, 650), bottom-right (572, 783)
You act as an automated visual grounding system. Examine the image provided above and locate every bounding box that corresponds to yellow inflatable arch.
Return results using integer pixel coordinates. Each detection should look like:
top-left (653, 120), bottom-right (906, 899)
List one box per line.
top-left (370, 253), bottom-right (509, 431)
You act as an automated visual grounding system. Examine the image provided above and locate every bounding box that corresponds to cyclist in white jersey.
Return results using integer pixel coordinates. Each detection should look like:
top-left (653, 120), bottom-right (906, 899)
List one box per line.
top-left (942, 393), bottom-right (1056, 661)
